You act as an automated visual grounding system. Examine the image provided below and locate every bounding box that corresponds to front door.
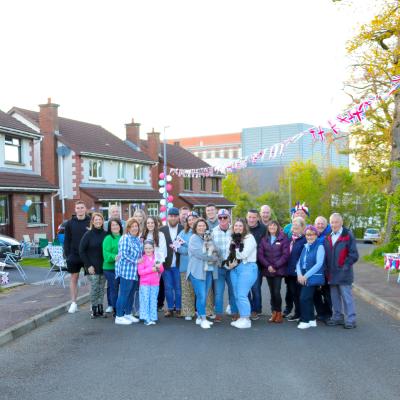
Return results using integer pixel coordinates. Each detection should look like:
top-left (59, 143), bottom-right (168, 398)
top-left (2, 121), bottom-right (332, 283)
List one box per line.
top-left (0, 194), bottom-right (12, 237)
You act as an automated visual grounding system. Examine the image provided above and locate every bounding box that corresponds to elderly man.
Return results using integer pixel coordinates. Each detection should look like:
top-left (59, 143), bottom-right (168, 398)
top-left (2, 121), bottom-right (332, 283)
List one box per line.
top-left (260, 205), bottom-right (273, 226)
top-left (104, 205), bottom-right (126, 231)
top-left (325, 213), bottom-right (359, 329)
top-left (212, 209), bottom-right (237, 322)
top-left (313, 216), bottom-right (332, 322)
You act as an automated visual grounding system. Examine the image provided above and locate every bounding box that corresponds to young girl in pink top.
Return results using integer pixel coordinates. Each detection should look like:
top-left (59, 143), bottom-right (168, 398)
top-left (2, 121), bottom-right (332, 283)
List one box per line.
top-left (138, 240), bottom-right (164, 325)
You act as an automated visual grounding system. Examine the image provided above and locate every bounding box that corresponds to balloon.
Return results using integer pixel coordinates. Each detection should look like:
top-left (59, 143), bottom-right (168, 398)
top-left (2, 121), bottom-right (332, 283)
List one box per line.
top-left (158, 180), bottom-right (165, 186)
top-left (159, 212), bottom-right (166, 218)
top-left (166, 175), bottom-right (172, 182)
top-left (161, 217), bottom-right (167, 222)
top-left (160, 206), bottom-right (167, 212)
top-left (21, 205), bottom-right (29, 213)
top-left (167, 203), bottom-right (173, 209)
top-left (160, 199), bottom-right (166, 206)
top-left (159, 172), bottom-right (165, 179)
top-left (167, 195), bottom-right (174, 202)
top-left (25, 199), bottom-right (33, 207)
top-left (166, 184), bottom-right (173, 192)
top-left (159, 187), bottom-right (165, 194)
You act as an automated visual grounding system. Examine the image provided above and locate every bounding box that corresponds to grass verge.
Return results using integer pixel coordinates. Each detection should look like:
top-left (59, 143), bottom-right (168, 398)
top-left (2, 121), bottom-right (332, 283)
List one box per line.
top-left (363, 242), bottom-right (398, 268)
top-left (20, 258), bottom-right (50, 268)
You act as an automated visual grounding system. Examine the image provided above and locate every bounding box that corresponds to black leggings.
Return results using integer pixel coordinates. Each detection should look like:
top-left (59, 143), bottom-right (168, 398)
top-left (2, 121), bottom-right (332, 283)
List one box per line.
top-left (285, 275), bottom-right (301, 316)
top-left (266, 276), bottom-right (283, 312)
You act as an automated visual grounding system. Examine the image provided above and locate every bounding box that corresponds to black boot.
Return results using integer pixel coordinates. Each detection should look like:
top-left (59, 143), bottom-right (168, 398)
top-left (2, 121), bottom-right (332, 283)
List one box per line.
top-left (91, 305), bottom-right (98, 319)
top-left (97, 304), bottom-right (106, 318)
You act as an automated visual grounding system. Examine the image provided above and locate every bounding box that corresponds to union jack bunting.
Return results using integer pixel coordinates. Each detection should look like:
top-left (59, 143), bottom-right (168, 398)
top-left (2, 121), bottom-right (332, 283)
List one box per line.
top-left (328, 120), bottom-right (340, 135)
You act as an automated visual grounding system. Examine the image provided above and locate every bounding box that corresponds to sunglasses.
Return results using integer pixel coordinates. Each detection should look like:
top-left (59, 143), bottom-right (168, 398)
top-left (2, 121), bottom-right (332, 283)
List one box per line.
top-left (218, 216), bottom-right (228, 220)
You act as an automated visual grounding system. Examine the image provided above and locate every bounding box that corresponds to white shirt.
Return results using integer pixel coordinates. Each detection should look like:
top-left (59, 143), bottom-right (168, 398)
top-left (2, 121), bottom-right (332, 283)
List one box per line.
top-left (168, 224), bottom-right (179, 267)
top-left (331, 227), bottom-right (343, 246)
top-left (235, 234), bottom-right (257, 264)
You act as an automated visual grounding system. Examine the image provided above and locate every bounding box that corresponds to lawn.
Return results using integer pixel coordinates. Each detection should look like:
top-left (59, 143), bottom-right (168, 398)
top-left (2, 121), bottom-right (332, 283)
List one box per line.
top-left (20, 257), bottom-right (51, 268)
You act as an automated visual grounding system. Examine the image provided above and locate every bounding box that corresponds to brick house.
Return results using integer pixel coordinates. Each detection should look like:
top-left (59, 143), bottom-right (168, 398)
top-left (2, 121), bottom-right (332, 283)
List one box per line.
top-left (125, 123), bottom-right (235, 216)
top-left (0, 110), bottom-right (57, 241)
top-left (9, 100), bottom-right (161, 231)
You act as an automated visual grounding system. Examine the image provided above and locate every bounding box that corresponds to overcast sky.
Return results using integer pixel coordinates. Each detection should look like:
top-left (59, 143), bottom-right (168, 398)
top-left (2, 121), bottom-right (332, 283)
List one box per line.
top-left (1, 0), bottom-right (382, 140)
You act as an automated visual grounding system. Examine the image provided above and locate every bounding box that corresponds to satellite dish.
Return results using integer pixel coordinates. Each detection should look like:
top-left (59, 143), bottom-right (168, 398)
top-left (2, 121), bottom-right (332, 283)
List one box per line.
top-left (56, 145), bottom-right (71, 157)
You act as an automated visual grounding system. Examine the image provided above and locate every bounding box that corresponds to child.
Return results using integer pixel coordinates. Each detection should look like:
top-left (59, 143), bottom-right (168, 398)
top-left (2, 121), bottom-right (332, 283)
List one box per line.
top-left (138, 240), bottom-right (164, 325)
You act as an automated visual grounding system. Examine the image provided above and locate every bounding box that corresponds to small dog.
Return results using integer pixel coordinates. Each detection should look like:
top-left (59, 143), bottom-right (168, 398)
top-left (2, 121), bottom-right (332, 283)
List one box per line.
top-left (203, 230), bottom-right (219, 271)
top-left (222, 233), bottom-right (243, 270)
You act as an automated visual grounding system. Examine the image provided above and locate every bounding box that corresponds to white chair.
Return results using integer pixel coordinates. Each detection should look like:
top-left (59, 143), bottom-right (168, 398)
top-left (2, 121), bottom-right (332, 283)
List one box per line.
top-left (4, 252), bottom-right (27, 281)
top-left (43, 244), bottom-right (67, 288)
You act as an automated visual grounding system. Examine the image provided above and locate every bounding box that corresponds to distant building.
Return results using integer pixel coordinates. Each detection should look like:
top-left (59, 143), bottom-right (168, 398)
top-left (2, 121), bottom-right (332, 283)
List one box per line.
top-left (169, 133), bottom-right (241, 169)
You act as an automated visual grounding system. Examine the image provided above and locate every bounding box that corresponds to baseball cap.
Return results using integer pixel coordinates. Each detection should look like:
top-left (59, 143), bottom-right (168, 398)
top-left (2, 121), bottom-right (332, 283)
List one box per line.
top-left (218, 209), bottom-right (230, 218)
top-left (167, 207), bottom-right (180, 216)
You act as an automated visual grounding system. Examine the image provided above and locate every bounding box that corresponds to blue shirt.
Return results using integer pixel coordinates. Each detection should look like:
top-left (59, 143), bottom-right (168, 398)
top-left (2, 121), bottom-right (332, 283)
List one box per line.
top-left (115, 233), bottom-right (142, 280)
top-left (331, 227), bottom-right (343, 246)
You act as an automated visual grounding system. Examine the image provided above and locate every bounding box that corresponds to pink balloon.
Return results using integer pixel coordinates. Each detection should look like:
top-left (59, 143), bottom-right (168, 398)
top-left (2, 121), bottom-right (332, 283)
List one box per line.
top-left (167, 195), bottom-right (174, 202)
top-left (166, 184), bottom-right (173, 192)
top-left (160, 206), bottom-right (167, 212)
top-left (161, 217), bottom-right (167, 222)
top-left (159, 172), bottom-right (165, 179)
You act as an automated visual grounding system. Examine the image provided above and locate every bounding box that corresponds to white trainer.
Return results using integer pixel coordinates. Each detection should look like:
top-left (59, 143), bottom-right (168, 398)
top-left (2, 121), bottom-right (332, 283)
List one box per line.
top-left (115, 316), bottom-right (132, 325)
top-left (200, 319), bottom-right (211, 329)
top-left (226, 305), bottom-right (232, 315)
top-left (297, 322), bottom-right (310, 329)
top-left (309, 320), bottom-right (317, 327)
top-left (105, 306), bottom-right (114, 313)
top-left (233, 318), bottom-right (251, 329)
top-left (195, 317), bottom-right (202, 325)
top-left (185, 316), bottom-right (193, 321)
top-left (125, 314), bottom-right (140, 323)
top-left (230, 320), bottom-right (238, 327)
top-left (68, 302), bottom-right (78, 314)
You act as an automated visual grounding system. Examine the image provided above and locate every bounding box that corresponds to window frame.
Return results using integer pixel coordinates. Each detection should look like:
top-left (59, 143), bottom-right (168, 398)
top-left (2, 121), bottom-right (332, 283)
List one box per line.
top-left (89, 159), bottom-right (103, 179)
top-left (117, 161), bottom-right (126, 181)
top-left (26, 195), bottom-right (43, 224)
top-left (184, 177), bottom-right (193, 191)
top-left (4, 135), bottom-right (22, 164)
top-left (200, 176), bottom-right (207, 192)
top-left (211, 177), bottom-right (220, 193)
top-left (133, 164), bottom-right (145, 183)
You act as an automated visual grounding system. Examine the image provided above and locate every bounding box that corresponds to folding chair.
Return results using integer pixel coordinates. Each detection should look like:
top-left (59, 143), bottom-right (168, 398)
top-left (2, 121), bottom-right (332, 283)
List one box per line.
top-left (4, 252), bottom-right (27, 281)
top-left (43, 244), bottom-right (68, 288)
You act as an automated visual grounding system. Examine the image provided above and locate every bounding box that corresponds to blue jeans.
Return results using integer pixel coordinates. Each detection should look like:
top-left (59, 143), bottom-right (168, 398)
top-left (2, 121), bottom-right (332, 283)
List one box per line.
top-left (163, 267), bottom-right (182, 311)
top-left (104, 270), bottom-right (119, 309)
top-left (215, 268), bottom-right (238, 315)
top-left (116, 278), bottom-right (138, 317)
top-left (230, 262), bottom-right (258, 318)
top-left (190, 272), bottom-right (213, 317)
top-left (299, 285), bottom-right (316, 323)
top-left (248, 269), bottom-right (262, 313)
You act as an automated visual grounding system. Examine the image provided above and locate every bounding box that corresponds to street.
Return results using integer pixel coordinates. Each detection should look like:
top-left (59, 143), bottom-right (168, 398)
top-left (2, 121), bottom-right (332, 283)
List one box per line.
top-left (1, 288), bottom-right (400, 400)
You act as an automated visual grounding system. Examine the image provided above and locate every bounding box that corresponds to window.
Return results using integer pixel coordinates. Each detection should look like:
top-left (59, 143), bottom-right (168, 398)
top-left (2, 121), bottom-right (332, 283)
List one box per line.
top-left (200, 177), bottom-right (206, 191)
top-left (26, 195), bottom-right (43, 224)
top-left (0, 195), bottom-right (9, 224)
top-left (5, 136), bottom-right (22, 163)
top-left (117, 162), bottom-right (126, 180)
top-left (89, 160), bottom-right (103, 178)
top-left (211, 178), bottom-right (220, 193)
top-left (134, 164), bottom-right (144, 181)
top-left (147, 203), bottom-right (159, 216)
top-left (224, 149), bottom-right (229, 158)
top-left (184, 177), bottom-right (193, 191)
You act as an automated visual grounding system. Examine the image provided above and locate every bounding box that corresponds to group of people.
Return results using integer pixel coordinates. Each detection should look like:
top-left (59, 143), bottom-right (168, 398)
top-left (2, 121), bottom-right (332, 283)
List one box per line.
top-left (63, 201), bottom-right (359, 330)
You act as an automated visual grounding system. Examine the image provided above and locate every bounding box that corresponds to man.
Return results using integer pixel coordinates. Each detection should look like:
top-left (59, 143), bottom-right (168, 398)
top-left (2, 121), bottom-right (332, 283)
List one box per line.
top-left (283, 202), bottom-right (309, 239)
top-left (313, 216), bottom-right (332, 322)
top-left (246, 209), bottom-right (266, 320)
top-left (260, 205), bottom-right (273, 226)
top-left (64, 201), bottom-right (91, 313)
top-left (160, 207), bottom-right (183, 317)
top-left (212, 209), bottom-right (237, 322)
top-left (325, 213), bottom-right (359, 329)
top-left (179, 206), bottom-right (191, 226)
top-left (104, 205), bottom-right (126, 231)
top-left (205, 203), bottom-right (219, 231)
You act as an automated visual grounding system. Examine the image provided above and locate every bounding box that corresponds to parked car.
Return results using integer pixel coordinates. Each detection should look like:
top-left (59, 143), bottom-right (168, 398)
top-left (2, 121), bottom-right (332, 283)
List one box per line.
top-left (363, 228), bottom-right (381, 243)
top-left (0, 234), bottom-right (22, 260)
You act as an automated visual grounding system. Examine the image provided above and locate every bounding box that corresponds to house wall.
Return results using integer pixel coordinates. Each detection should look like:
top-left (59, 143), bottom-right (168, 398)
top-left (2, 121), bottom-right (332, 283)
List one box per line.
top-left (0, 134), bottom-right (33, 171)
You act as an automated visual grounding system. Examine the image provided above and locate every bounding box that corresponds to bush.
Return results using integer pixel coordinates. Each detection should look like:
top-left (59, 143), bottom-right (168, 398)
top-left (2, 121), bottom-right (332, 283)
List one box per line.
top-left (363, 242), bottom-right (398, 267)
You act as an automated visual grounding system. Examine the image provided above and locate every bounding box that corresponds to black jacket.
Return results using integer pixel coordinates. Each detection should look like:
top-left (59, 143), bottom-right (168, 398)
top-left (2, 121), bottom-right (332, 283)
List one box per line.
top-left (160, 223), bottom-right (183, 269)
top-left (79, 227), bottom-right (107, 274)
top-left (63, 215), bottom-right (91, 263)
top-left (249, 222), bottom-right (267, 246)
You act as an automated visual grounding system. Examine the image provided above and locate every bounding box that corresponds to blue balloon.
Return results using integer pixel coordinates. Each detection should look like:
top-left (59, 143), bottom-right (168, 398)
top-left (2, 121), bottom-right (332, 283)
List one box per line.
top-left (158, 180), bottom-right (165, 186)
top-left (22, 205), bottom-right (29, 213)
top-left (167, 203), bottom-right (173, 209)
top-left (159, 212), bottom-right (166, 218)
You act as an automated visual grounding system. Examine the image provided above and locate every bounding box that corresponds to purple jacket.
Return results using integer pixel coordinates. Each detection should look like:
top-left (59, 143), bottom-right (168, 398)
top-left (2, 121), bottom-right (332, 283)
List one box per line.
top-left (258, 231), bottom-right (290, 277)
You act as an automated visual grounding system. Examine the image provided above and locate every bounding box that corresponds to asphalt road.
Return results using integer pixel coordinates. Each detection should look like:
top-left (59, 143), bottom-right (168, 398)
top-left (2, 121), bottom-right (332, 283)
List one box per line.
top-left (1, 292), bottom-right (400, 400)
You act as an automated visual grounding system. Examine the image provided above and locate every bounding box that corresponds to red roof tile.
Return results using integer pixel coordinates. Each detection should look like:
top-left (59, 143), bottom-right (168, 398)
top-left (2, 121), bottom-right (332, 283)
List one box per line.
top-left (0, 172), bottom-right (58, 191)
top-left (80, 187), bottom-right (162, 201)
top-left (179, 195), bottom-right (235, 207)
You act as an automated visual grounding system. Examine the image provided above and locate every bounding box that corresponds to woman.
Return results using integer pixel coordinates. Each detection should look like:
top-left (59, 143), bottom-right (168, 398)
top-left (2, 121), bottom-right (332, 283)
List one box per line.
top-left (133, 209), bottom-right (147, 234)
top-left (285, 217), bottom-right (307, 322)
top-left (258, 220), bottom-right (290, 323)
top-left (296, 225), bottom-right (326, 330)
top-left (102, 218), bottom-right (123, 316)
top-left (176, 211), bottom-right (198, 320)
top-left (115, 217), bottom-right (143, 326)
top-left (187, 218), bottom-right (219, 329)
top-left (141, 216), bottom-right (167, 264)
top-left (79, 213), bottom-right (107, 318)
top-left (229, 218), bottom-right (258, 329)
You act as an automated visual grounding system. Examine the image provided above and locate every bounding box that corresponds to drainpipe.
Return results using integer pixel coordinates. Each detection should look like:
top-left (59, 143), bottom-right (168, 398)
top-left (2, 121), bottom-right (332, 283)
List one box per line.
top-left (51, 192), bottom-right (60, 240)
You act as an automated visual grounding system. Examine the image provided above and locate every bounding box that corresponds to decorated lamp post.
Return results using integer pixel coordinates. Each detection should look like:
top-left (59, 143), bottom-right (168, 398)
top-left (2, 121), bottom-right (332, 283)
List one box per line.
top-left (159, 126), bottom-right (173, 224)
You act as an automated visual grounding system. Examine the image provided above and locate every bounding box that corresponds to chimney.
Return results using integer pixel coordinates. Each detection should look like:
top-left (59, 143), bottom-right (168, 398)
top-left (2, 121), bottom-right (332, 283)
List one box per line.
top-left (125, 118), bottom-right (141, 147)
top-left (147, 128), bottom-right (161, 190)
top-left (39, 98), bottom-right (59, 185)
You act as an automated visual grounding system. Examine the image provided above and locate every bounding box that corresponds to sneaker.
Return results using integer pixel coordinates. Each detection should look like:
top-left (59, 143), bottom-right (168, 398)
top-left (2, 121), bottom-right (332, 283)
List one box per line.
top-left (184, 316), bottom-right (193, 321)
top-left (115, 316), bottom-right (132, 325)
top-left (230, 320), bottom-right (238, 327)
top-left (164, 310), bottom-right (173, 318)
top-left (282, 309), bottom-right (291, 318)
top-left (344, 322), bottom-right (357, 329)
top-left (214, 315), bottom-right (222, 323)
top-left (287, 314), bottom-right (300, 322)
top-left (297, 322), bottom-right (310, 330)
top-left (105, 306), bottom-right (114, 313)
top-left (124, 314), bottom-right (139, 323)
top-left (326, 318), bottom-right (345, 326)
top-left (225, 305), bottom-right (232, 315)
top-left (309, 320), bottom-right (317, 327)
top-left (68, 302), bottom-right (78, 314)
top-left (208, 314), bottom-right (216, 320)
top-left (149, 321), bottom-right (157, 325)
top-left (233, 318), bottom-right (251, 329)
top-left (250, 312), bottom-right (260, 321)
top-left (200, 319), bottom-right (212, 329)
top-left (196, 317), bottom-right (202, 325)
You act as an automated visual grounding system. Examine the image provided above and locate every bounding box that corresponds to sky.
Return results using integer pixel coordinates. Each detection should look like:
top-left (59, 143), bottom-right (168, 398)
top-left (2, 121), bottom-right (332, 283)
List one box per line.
top-left (0, 0), bottom-right (383, 141)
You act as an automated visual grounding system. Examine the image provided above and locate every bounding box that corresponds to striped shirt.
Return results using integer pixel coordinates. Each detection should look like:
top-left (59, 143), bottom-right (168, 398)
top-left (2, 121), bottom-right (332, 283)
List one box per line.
top-left (115, 233), bottom-right (142, 280)
top-left (212, 225), bottom-right (232, 262)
